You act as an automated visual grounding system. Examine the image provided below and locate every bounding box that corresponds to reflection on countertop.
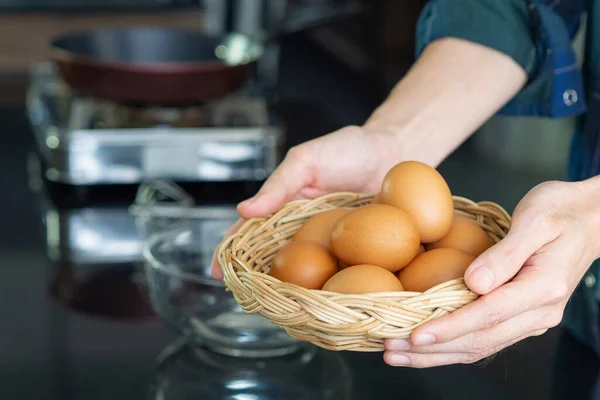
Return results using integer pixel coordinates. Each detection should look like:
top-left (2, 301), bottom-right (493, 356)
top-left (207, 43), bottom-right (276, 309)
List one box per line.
top-left (151, 340), bottom-right (352, 399)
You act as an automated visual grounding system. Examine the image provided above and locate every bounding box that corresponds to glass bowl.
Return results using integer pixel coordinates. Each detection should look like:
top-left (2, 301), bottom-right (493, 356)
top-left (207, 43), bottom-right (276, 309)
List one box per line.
top-left (150, 340), bottom-right (353, 400)
top-left (143, 220), bottom-right (300, 358)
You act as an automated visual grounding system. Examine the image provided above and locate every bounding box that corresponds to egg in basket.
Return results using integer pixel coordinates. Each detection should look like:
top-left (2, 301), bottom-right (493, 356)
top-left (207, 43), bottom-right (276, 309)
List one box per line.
top-left (218, 161), bottom-right (510, 351)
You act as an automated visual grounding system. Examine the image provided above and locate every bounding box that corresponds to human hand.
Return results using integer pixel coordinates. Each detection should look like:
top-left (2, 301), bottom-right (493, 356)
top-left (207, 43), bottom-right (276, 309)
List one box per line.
top-left (209, 36), bottom-right (524, 281)
top-left (384, 180), bottom-right (600, 368)
top-left (210, 125), bottom-right (407, 279)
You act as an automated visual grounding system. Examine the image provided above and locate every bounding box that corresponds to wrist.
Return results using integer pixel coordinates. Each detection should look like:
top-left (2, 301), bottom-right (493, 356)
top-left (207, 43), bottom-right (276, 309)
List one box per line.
top-left (361, 117), bottom-right (464, 169)
top-left (363, 103), bottom-right (432, 136)
top-left (357, 125), bottom-right (406, 185)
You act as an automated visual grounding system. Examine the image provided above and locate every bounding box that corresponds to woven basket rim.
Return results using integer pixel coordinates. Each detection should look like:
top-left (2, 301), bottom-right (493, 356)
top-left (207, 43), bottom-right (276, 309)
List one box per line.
top-left (219, 193), bottom-right (511, 287)
top-left (217, 192), bottom-right (511, 351)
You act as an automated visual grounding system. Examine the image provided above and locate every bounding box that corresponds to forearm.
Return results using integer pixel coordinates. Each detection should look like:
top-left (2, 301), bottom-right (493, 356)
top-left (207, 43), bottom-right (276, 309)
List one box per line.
top-left (364, 37), bottom-right (528, 167)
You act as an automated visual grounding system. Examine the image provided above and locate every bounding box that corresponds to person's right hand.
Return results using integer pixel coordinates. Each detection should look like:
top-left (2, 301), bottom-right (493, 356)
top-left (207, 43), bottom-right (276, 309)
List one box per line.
top-left (210, 37), bottom-right (528, 281)
top-left (210, 125), bottom-right (408, 279)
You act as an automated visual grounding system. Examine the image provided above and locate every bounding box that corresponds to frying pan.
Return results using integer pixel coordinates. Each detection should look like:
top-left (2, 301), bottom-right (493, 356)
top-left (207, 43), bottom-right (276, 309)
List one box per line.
top-left (50, 27), bottom-right (263, 105)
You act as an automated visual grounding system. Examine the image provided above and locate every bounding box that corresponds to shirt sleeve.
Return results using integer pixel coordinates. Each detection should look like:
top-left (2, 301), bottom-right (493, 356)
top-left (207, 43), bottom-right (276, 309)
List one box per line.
top-left (416, 0), bottom-right (587, 118)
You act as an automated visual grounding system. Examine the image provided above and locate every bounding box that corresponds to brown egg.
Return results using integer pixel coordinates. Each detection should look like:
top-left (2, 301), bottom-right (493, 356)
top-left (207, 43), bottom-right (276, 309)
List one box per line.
top-left (417, 245), bottom-right (425, 257)
top-left (425, 216), bottom-right (491, 257)
top-left (380, 161), bottom-right (454, 243)
top-left (397, 248), bottom-right (476, 292)
top-left (293, 208), bottom-right (351, 252)
top-left (322, 264), bottom-right (404, 294)
top-left (269, 241), bottom-right (338, 289)
top-left (331, 204), bottom-right (420, 272)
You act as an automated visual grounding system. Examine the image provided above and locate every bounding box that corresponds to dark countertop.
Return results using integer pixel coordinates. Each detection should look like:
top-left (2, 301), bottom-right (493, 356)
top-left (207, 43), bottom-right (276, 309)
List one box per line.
top-left (2, 36), bottom-right (599, 400)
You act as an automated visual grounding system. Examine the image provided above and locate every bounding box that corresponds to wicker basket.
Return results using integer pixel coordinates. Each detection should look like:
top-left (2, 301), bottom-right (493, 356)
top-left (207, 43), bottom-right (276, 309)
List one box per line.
top-left (218, 192), bottom-right (511, 352)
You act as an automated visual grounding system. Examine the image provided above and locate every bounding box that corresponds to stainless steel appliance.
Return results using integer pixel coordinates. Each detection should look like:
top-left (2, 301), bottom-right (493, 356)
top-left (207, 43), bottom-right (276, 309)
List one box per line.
top-left (27, 63), bottom-right (283, 186)
top-left (26, 53), bottom-right (282, 263)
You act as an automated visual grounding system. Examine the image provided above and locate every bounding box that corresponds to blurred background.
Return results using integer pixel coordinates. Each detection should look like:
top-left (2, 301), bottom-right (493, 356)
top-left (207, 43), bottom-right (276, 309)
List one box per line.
top-left (0, 1), bottom-right (586, 399)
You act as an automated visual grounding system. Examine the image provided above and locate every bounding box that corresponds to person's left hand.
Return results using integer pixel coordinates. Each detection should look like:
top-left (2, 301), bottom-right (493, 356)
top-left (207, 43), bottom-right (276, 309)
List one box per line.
top-left (384, 180), bottom-right (600, 368)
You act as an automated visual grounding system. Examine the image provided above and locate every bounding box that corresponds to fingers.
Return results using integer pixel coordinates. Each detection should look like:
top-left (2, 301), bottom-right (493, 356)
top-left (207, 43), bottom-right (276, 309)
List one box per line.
top-left (384, 350), bottom-right (469, 368)
top-left (217, 146), bottom-right (317, 278)
top-left (217, 146), bottom-right (312, 280)
top-left (410, 275), bottom-right (547, 345)
top-left (211, 218), bottom-right (245, 280)
top-left (212, 145), bottom-right (318, 279)
top-left (384, 328), bottom-right (547, 368)
top-left (237, 147), bottom-right (314, 219)
top-left (464, 215), bottom-right (559, 295)
top-left (386, 306), bottom-right (550, 355)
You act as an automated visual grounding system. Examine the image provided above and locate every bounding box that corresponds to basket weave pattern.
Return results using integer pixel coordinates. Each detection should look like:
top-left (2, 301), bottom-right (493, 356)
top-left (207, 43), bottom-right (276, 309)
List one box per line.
top-left (219, 193), bottom-right (511, 352)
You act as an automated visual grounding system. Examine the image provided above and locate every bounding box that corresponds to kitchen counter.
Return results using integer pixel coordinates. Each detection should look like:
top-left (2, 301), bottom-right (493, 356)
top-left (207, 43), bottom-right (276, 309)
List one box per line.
top-left (1, 36), bottom-right (598, 400)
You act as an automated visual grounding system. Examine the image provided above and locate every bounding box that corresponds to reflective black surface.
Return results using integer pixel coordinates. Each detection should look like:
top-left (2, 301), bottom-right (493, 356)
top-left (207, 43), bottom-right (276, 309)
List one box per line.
top-left (3, 37), bottom-right (600, 400)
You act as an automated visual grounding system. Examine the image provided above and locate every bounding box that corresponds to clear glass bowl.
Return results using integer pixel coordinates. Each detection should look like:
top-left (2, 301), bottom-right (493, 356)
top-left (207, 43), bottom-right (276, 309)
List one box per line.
top-left (143, 220), bottom-right (300, 358)
top-left (150, 340), bottom-right (353, 400)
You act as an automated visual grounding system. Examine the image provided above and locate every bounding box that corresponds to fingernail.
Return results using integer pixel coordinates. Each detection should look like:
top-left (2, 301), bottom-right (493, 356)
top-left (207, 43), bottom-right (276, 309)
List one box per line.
top-left (466, 264), bottom-right (495, 292)
top-left (239, 197), bottom-right (255, 207)
top-left (389, 354), bottom-right (410, 366)
top-left (240, 193), bottom-right (263, 207)
top-left (412, 333), bottom-right (436, 346)
top-left (387, 339), bottom-right (410, 351)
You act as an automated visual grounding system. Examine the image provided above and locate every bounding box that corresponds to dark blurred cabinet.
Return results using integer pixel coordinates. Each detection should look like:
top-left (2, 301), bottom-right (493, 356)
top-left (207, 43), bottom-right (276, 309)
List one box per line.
top-left (375, 0), bottom-right (428, 87)
top-left (308, 0), bottom-right (428, 90)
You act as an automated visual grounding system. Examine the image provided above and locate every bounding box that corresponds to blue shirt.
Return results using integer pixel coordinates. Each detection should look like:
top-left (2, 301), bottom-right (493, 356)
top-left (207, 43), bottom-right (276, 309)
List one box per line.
top-left (417, 0), bottom-right (600, 354)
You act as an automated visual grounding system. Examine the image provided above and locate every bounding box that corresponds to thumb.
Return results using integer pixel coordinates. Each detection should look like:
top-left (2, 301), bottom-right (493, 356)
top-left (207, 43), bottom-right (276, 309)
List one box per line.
top-left (464, 218), bottom-right (558, 294)
top-left (237, 148), bottom-right (313, 219)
